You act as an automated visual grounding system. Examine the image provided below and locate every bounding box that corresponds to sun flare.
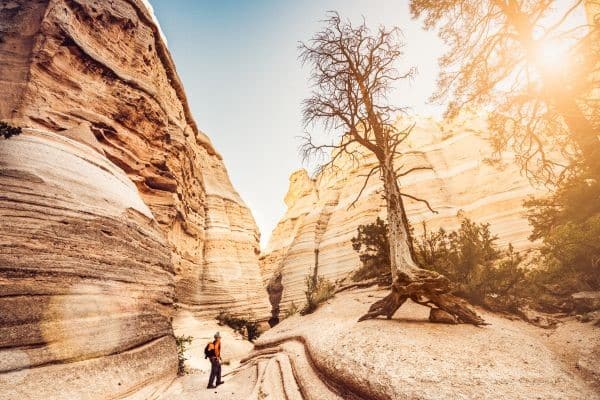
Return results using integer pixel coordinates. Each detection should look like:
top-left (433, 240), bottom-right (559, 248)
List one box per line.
top-left (533, 39), bottom-right (571, 72)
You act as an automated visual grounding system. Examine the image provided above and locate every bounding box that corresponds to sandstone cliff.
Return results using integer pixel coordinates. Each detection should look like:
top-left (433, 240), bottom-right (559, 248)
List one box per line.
top-left (0, 1), bottom-right (269, 398)
top-left (261, 115), bottom-right (547, 317)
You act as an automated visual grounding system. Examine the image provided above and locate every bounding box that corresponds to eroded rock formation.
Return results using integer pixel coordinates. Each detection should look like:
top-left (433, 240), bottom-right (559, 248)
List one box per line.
top-left (0, 130), bottom-right (177, 399)
top-left (160, 287), bottom-right (600, 399)
top-left (261, 115), bottom-right (547, 316)
top-left (0, 0), bottom-right (269, 398)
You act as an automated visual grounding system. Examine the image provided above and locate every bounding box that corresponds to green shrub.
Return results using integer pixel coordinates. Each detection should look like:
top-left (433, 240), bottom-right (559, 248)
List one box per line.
top-left (350, 217), bottom-right (532, 311)
top-left (461, 245), bottom-right (527, 307)
top-left (350, 217), bottom-right (392, 284)
top-left (216, 312), bottom-right (261, 341)
top-left (301, 275), bottom-right (335, 315)
top-left (0, 121), bottom-right (21, 139)
top-left (282, 301), bottom-right (299, 319)
top-left (175, 335), bottom-right (193, 376)
top-left (349, 212), bottom-right (600, 315)
top-left (413, 219), bottom-right (530, 308)
top-left (525, 174), bottom-right (600, 291)
top-left (415, 219), bottom-right (501, 282)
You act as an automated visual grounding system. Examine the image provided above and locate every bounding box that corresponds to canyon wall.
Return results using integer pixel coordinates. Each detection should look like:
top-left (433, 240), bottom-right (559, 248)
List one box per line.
top-left (0, 0), bottom-right (269, 398)
top-left (261, 115), bottom-right (547, 317)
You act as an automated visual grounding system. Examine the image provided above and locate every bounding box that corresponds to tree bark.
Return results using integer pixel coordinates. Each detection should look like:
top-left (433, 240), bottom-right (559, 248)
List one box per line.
top-left (382, 161), bottom-right (419, 281)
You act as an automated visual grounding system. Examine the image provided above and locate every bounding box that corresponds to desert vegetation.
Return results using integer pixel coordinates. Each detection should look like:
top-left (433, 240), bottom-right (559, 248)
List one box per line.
top-left (0, 121), bottom-right (21, 139)
top-left (216, 312), bottom-right (262, 342)
top-left (300, 11), bottom-right (485, 325)
top-left (408, 0), bottom-right (599, 313)
top-left (175, 335), bottom-right (193, 376)
top-left (410, 0), bottom-right (599, 185)
top-left (350, 217), bottom-right (392, 284)
top-left (283, 301), bottom-right (300, 319)
top-left (300, 274), bottom-right (336, 315)
top-left (352, 214), bottom-right (599, 321)
top-left (297, 0), bottom-right (599, 327)
top-left (526, 173), bottom-right (600, 292)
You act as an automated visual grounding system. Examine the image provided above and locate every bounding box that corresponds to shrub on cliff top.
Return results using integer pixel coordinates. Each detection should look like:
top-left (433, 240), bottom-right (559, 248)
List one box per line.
top-left (0, 121), bottom-right (21, 139)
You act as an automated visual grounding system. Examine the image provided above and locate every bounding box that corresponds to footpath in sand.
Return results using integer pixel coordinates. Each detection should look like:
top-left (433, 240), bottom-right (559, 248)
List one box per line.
top-left (159, 287), bottom-right (600, 400)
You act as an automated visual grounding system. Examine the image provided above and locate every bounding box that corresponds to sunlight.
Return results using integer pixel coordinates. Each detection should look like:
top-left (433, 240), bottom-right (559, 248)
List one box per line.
top-left (532, 39), bottom-right (571, 73)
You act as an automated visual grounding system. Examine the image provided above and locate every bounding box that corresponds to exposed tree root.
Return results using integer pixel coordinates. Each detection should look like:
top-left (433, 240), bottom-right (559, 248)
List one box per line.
top-left (334, 278), bottom-right (390, 294)
top-left (358, 269), bottom-right (487, 326)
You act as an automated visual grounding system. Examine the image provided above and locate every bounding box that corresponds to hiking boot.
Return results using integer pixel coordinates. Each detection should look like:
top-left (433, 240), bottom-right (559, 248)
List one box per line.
top-left (216, 381), bottom-right (225, 386)
top-left (207, 385), bottom-right (216, 389)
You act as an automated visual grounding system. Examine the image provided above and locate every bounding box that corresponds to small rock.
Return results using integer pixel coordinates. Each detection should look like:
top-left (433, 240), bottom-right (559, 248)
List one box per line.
top-left (571, 291), bottom-right (600, 313)
top-left (517, 306), bottom-right (558, 329)
top-left (429, 308), bottom-right (458, 324)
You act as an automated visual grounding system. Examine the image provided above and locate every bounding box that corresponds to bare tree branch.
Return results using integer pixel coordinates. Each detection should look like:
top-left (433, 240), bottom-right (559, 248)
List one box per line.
top-left (347, 165), bottom-right (380, 210)
top-left (410, 0), bottom-right (600, 184)
top-left (396, 166), bottom-right (434, 177)
top-left (399, 192), bottom-right (438, 214)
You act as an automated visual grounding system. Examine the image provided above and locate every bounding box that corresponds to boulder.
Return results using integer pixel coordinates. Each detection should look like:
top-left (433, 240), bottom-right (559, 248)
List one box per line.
top-left (571, 291), bottom-right (600, 313)
top-left (517, 306), bottom-right (559, 329)
top-left (429, 308), bottom-right (458, 324)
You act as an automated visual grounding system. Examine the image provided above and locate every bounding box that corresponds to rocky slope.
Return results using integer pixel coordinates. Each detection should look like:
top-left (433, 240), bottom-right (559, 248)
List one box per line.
top-left (161, 288), bottom-right (600, 399)
top-left (0, 0), bottom-right (269, 398)
top-left (261, 115), bottom-right (547, 317)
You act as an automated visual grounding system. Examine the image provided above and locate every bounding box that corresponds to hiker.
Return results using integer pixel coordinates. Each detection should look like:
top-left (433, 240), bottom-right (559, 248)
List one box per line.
top-left (205, 332), bottom-right (224, 389)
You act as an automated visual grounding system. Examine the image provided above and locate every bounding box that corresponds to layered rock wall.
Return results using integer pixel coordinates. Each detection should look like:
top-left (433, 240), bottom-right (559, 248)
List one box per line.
top-left (1, 0), bottom-right (269, 398)
top-left (261, 115), bottom-right (547, 316)
top-left (0, 130), bottom-right (177, 399)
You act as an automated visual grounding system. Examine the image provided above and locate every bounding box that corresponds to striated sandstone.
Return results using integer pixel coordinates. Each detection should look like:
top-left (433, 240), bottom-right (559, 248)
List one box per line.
top-left (261, 115), bottom-right (547, 316)
top-left (1, 0), bottom-right (269, 398)
top-left (0, 129), bottom-right (177, 399)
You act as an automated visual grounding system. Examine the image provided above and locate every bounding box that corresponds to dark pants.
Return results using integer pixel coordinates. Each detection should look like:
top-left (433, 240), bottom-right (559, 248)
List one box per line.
top-left (208, 357), bottom-right (221, 387)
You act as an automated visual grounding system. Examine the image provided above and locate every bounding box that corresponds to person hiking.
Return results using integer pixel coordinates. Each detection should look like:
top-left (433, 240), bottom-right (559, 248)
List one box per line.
top-left (205, 332), bottom-right (224, 389)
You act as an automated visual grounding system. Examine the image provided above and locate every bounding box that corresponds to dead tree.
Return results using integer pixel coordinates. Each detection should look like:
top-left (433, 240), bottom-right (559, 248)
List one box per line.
top-left (299, 12), bottom-right (485, 325)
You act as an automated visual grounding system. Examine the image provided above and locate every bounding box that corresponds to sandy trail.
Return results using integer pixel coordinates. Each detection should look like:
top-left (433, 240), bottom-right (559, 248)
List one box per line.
top-left (159, 288), bottom-right (599, 400)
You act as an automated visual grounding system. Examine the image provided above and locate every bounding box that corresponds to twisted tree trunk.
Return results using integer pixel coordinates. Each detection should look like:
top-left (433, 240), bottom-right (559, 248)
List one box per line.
top-left (358, 157), bottom-right (486, 325)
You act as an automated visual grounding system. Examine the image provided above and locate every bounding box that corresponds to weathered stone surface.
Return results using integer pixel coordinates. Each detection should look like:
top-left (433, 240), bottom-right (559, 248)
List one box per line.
top-left (515, 306), bottom-right (559, 329)
top-left (0, 130), bottom-right (177, 399)
top-left (429, 308), bottom-right (458, 324)
top-left (190, 288), bottom-right (598, 400)
top-left (2, 0), bottom-right (269, 320)
top-left (1, 0), bottom-right (269, 398)
top-left (261, 115), bottom-right (547, 316)
top-left (572, 291), bottom-right (600, 313)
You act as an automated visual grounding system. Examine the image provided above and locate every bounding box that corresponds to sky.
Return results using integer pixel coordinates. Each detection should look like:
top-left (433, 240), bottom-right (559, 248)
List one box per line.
top-left (150, 0), bottom-right (446, 247)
